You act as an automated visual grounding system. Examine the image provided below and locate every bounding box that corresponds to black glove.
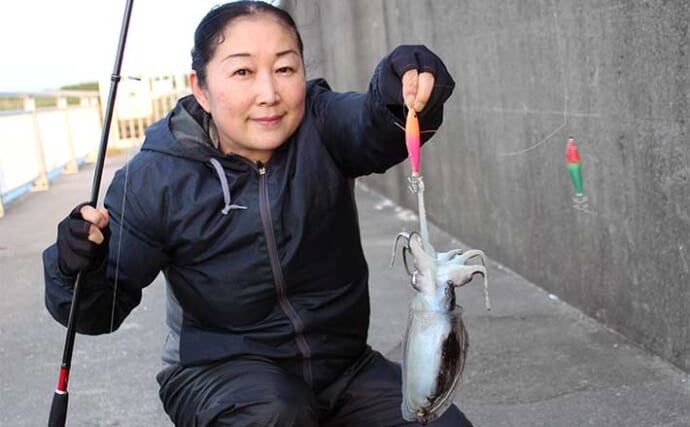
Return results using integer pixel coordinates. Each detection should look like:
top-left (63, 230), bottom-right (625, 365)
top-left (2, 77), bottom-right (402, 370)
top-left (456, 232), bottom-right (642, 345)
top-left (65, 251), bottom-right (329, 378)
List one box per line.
top-left (389, 44), bottom-right (445, 77)
top-left (56, 202), bottom-right (111, 276)
top-left (377, 45), bottom-right (455, 121)
top-left (379, 44), bottom-right (455, 111)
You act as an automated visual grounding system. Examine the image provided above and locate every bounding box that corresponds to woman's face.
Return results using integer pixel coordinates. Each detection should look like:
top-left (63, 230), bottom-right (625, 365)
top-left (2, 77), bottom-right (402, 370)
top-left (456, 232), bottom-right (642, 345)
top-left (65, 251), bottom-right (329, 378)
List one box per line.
top-left (191, 15), bottom-right (306, 164)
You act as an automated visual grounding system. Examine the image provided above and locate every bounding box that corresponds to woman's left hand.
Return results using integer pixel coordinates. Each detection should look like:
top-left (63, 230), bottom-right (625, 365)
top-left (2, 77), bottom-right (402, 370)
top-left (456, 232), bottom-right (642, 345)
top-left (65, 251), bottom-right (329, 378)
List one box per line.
top-left (402, 69), bottom-right (435, 112)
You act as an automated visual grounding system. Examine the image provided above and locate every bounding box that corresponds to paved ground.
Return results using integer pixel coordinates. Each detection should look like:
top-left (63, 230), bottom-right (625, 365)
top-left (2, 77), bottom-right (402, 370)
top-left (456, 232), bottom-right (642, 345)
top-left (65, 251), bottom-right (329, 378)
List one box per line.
top-left (1, 152), bottom-right (688, 426)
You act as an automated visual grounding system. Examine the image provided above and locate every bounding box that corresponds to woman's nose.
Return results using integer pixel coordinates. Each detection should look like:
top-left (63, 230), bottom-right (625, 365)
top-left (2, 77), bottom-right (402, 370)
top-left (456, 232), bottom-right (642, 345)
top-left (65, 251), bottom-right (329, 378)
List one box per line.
top-left (255, 72), bottom-right (280, 105)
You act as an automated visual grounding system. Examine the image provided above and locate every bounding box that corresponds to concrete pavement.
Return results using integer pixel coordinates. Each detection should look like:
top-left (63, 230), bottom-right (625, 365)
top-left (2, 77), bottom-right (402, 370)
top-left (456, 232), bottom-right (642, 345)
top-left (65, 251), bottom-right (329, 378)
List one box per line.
top-left (1, 152), bottom-right (688, 426)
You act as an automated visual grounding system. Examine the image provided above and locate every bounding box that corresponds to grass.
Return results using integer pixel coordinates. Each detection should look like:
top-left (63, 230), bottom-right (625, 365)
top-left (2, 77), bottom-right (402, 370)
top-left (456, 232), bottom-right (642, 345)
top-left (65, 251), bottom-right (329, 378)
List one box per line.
top-left (0, 81), bottom-right (98, 111)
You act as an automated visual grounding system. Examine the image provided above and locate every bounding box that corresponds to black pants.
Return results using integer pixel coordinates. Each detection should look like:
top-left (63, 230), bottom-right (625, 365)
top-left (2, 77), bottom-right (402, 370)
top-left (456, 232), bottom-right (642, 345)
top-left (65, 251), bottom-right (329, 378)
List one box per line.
top-left (157, 347), bottom-right (473, 427)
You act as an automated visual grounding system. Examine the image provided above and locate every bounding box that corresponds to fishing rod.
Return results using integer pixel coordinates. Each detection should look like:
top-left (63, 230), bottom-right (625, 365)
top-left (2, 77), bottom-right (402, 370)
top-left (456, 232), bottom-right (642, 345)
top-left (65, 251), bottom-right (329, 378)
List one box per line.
top-left (48, 0), bottom-right (134, 425)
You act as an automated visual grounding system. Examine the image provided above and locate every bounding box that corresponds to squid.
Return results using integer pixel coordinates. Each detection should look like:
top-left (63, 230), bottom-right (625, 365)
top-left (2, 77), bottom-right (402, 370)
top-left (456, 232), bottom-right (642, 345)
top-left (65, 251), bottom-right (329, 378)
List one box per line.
top-left (390, 109), bottom-right (490, 424)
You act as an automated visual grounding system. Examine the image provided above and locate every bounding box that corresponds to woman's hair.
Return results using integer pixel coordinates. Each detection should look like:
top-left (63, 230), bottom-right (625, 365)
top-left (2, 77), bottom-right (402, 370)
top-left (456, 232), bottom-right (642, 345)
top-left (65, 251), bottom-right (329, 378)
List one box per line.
top-left (191, 1), bottom-right (304, 87)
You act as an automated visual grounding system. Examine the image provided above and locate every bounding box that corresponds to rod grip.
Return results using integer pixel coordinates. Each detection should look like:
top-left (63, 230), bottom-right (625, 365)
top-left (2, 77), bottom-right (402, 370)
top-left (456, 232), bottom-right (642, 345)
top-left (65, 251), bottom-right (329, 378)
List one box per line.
top-left (48, 391), bottom-right (68, 427)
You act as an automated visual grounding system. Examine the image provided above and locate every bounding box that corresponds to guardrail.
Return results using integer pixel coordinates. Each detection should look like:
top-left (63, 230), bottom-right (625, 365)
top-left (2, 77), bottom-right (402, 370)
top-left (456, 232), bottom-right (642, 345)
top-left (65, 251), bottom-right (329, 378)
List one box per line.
top-left (0, 92), bottom-right (102, 217)
top-left (0, 74), bottom-right (191, 218)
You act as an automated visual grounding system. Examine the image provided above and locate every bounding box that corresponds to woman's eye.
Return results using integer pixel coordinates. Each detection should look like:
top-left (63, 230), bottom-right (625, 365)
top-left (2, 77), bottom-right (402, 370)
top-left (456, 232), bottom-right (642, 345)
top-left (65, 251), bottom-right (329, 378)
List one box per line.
top-left (233, 69), bottom-right (250, 77)
top-left (277, 66), bottom-right (294, 75)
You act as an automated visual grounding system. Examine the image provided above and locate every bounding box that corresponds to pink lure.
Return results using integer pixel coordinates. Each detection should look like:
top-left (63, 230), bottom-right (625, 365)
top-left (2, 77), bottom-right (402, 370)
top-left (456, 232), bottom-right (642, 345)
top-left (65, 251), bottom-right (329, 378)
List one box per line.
top-left (405, 109), bottom-right (421, 175)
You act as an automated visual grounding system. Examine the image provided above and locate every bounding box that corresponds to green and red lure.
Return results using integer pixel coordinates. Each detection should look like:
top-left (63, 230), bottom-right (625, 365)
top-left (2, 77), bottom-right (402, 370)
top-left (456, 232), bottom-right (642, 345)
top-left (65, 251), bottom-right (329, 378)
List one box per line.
top-left (566, 136), bottom-right (583, 197)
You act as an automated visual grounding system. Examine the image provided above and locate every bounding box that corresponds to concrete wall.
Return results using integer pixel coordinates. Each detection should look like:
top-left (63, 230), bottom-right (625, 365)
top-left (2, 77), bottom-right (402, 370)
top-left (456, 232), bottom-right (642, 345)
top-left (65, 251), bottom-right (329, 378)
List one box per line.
top-left (289, 0), bottom-right (690, 372)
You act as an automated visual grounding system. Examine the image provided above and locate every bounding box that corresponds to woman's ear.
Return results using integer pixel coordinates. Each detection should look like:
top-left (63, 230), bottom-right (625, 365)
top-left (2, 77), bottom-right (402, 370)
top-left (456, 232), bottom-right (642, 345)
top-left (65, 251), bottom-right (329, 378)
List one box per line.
top-left (189, 71), bottom-right (211, 113)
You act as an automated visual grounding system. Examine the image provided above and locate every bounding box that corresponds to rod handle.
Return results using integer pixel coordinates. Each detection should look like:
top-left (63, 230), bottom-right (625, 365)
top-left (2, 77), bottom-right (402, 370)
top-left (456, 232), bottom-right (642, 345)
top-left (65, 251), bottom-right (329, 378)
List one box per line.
top-left (48, 391), bottom-right (68, 427)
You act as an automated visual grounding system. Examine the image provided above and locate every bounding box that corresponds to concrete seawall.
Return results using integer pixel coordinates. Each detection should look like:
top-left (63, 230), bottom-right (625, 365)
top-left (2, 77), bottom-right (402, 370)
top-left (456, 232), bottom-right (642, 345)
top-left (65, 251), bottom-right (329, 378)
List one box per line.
top-left (290, 0), bottom-right (690, 372)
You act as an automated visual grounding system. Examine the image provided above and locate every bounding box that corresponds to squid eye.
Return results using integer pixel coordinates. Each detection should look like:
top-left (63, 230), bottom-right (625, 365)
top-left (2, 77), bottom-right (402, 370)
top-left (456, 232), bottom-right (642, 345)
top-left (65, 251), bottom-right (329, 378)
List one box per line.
top-left (445, 281), bottom-right (456, 309)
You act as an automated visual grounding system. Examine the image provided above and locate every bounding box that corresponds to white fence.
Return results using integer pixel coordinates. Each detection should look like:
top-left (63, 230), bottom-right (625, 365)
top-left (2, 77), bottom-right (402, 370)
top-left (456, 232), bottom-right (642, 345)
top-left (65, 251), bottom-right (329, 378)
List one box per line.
top-left (0, 74), bottom-right (191, 218)
top-left (0, 94), bottom-right (102, 217)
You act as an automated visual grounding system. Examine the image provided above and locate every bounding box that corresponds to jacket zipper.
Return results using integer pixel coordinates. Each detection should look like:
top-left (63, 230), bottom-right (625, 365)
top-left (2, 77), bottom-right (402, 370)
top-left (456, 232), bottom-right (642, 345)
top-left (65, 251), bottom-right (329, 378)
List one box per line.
top-left (256, 161), bottom-right (313, 386)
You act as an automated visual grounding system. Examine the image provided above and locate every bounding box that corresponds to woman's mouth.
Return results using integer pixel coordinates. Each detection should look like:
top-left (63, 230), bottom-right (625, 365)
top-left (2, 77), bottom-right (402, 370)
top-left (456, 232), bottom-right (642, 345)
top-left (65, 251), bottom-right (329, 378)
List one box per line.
top-left (253, 115), bottom-right (282, 126)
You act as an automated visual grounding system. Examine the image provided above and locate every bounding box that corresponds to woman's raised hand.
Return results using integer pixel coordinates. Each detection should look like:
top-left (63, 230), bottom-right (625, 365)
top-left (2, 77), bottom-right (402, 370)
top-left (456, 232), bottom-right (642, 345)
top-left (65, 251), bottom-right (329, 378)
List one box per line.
top-left (402, 69), bottom-right (435, 112)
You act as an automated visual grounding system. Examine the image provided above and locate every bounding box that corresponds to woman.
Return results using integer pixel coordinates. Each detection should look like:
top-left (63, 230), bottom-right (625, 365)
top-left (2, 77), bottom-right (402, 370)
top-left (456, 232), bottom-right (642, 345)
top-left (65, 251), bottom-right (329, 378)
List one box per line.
top-left (44, 1), bottom-right (470, 425)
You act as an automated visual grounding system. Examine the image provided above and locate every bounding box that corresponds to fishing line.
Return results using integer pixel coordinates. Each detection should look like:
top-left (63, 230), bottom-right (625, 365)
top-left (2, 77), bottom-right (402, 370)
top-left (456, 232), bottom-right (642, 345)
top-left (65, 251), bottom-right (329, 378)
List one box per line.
top-left (110, 155), bottom-right (130, 334)
top-left (99, 149), bottom-right (132, 422)
top-left (497, 5), bottom-right (569, 157)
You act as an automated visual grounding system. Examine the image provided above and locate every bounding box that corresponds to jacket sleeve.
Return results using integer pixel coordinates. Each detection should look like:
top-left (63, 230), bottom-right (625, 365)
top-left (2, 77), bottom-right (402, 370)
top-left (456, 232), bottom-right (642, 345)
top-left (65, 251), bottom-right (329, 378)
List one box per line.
top-left (308, 45), bottom-right (455, 177)
top-left (43, 163), bottom-right (168, 335)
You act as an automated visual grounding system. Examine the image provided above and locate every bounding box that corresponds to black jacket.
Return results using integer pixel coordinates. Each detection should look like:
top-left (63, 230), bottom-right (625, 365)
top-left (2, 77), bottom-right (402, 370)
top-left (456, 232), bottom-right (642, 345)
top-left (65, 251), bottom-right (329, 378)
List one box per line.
top-left (44, 45), bottom-right (454, 392)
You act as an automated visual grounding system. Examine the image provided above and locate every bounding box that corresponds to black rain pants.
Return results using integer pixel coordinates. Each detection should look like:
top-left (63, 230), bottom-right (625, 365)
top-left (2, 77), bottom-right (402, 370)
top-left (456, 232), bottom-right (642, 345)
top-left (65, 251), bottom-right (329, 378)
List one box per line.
top-left (156, 347), bottom-right (473, 427)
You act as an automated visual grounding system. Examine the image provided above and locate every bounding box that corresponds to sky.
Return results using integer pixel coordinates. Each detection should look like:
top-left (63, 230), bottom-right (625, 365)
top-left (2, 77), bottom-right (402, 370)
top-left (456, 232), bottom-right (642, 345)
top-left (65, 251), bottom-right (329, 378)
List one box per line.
top-left (0, 0), bottom-right (225, 92)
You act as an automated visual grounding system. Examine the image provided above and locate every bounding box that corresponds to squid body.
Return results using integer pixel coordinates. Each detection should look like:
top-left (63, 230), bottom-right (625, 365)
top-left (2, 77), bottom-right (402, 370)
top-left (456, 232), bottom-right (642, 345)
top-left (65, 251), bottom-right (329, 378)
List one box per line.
top-left (395, 233), bottom-right (490, 424)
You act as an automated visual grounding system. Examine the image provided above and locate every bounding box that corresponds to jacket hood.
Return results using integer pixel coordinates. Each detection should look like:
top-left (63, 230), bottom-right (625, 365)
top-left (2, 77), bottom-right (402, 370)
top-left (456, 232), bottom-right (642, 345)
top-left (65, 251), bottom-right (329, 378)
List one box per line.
top-left (141, 95), bottom-right (251, 215)
top-left (141, 95), bottom-right (221, 163)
